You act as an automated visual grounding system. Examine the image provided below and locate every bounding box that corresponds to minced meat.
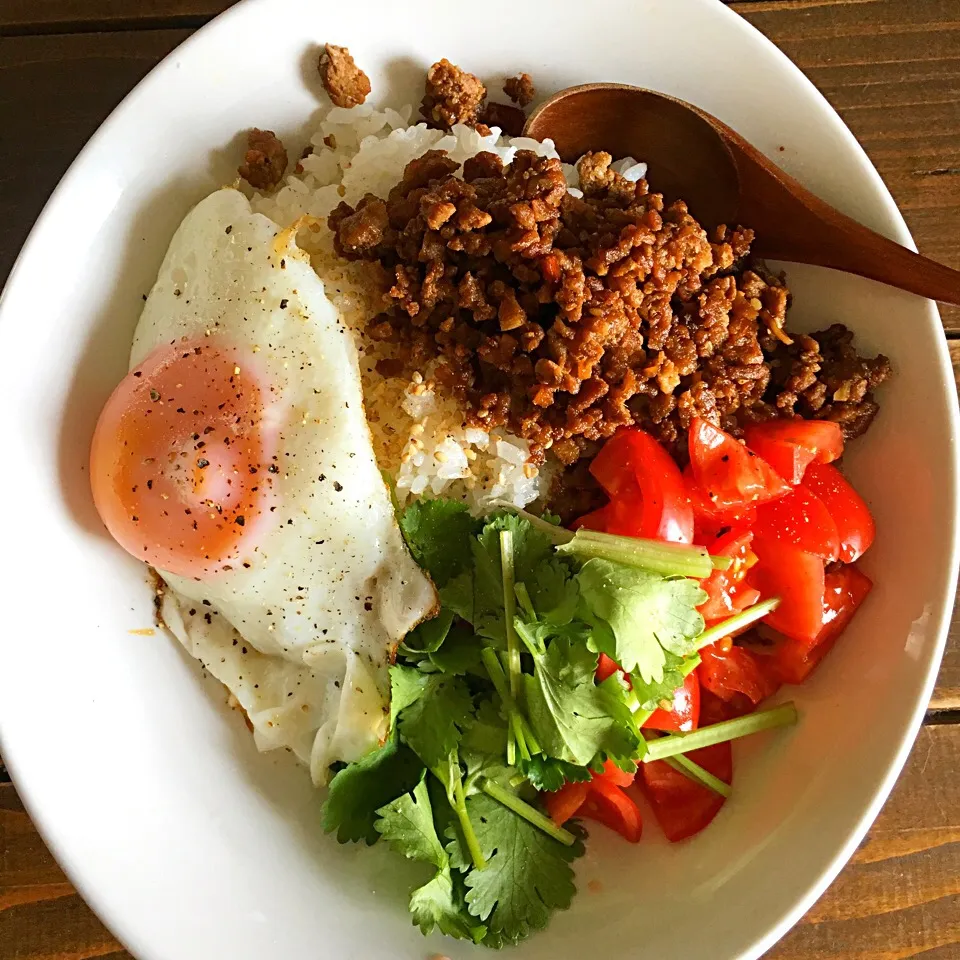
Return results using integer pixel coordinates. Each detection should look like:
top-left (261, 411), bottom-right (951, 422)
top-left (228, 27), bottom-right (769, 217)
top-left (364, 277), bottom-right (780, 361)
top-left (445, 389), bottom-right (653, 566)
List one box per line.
top-left (421, 59), bottom-right (486, 128)
top-left (504, 73), bottom-right (535, 107)
top-left (319, 44), bottom-right (371, 108)
top-left (329, 148), bottom-right (890, 468)
top-left (238, 129), bottom-right (287, 191)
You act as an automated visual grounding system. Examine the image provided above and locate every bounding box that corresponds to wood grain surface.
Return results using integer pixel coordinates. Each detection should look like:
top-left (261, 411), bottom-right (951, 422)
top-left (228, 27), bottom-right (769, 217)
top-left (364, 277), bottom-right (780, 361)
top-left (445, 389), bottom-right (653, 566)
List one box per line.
top-left (0, 2), bottom-right (958, 959)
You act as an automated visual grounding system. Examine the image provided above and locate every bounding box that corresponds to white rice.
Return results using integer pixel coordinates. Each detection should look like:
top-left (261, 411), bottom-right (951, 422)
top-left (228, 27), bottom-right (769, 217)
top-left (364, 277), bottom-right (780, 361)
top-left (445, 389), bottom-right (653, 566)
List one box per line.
top-left (247, 103), bottom-right (589, 512)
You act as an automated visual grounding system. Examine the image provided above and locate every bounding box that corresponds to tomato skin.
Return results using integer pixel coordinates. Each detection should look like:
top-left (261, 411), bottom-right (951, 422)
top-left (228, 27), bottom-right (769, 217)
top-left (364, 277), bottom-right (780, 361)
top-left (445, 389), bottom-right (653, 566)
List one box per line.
top-left (642, 741), bottom-right (732, 842)
top-left (595, 653), bottom-right (621, 684)
top-left (752, 485), bottom-right (841, 561)
top-left (643, 670), bottom-right (700, 732)
top-left (543, 782), bottom-right (590, 826)
top-left (698, 529), bottom-right (761, 621)
top-left (698, 643), bottom-right (780, 706)
top-left (749, 538), bottom-right (826, 645)
top-left (593, 758), bottom-right (637, 789)
top-left (579, 778), bottom-right (643, 842)
top-left (743, 420), bottom-right (843, 484)
top-left (689, 418), bottom-right (790, 510)
top-left (589, 428), bottom-right (694, 543)
top-left (685, 466), bottom-right (757, 541)
top-left (802, 462), bottom-right (875, 563)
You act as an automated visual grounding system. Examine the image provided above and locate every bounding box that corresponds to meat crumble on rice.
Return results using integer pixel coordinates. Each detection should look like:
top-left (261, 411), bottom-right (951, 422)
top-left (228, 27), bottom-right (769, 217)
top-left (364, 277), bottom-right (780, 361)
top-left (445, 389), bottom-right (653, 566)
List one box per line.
top-left (243, 54), bottom-right (889, 514)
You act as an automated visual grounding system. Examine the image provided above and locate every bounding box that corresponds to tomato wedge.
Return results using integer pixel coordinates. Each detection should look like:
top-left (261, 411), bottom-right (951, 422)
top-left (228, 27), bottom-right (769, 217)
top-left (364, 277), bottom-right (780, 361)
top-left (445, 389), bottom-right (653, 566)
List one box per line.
top-left (642, 741), bottom-right (732, 842)
top-left (543, 781), bottom-right (590, 826)
top-left (685, 466), bottom-right (757, 541)
top-left (698, 643), bottom-right (780, 707)
top-left (755, 564), bottom-right (873, 685)
top-left (689, 418), bottom-right (790, 510)
top-left (743, 420), bottom-right (843, 484)
top-left (595, 652), bottom-right (621, 683)
top-left (752, 485), bottom-right (840, 561)
top-left (802, 462), bottom-right (875, 563)
top-left (698, 529), bottom-right (762, 621)
top-left (749, 538), bottom-right (826, 645)
top-left (593, 758), bottom-right (637, 789)
top-left (588, 428), bottom-right (694, 543)
top-left (643, 670), bottom-right (701, 732)
top-left (579, 778), bottom-right (643, 842)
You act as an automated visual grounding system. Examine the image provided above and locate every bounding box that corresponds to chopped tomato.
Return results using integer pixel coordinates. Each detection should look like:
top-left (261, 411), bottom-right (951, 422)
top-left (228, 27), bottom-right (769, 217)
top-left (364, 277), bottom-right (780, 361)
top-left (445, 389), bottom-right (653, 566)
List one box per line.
top-left (543, 781), bottom-right (590, 826)
top-left (642, 741), bottom-right (732, 842)
top-left (752, 485), bottom-right (840, 561)
top-left (802, 462), bottom-right (875, 563)
top-left (698, 529), bottom-right (761, 621)
top-left (749, 538), bottom-right (826, 646)
top-left (589, 428), bottom-right (694, 543)
top-left (758, 564), bottom-right (873, 684)
top-left (698, 643), bottom-right (780, 707)
top-left (643, 670), bottom-right (700, 732)
top-left (685, 466), bottom-right (758, 541)
top-left (688, 417), bottom-right (790, 510)
top-left (593, 758), bottom-right (637, 789)
top-left (579, 778), bottom-right (643, 842)
top-left (743, 420), bottom-right (843, 484)
top-left (595, 652), bottom-right (621, 683)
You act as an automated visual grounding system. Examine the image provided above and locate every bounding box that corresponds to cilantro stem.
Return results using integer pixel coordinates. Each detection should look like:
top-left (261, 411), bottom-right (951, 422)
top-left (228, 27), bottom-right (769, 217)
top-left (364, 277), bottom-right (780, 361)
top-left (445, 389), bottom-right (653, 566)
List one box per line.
top-left (663, 754), bottom-right (732, 798)
top-left (480, 646), bottom-right (535, 763)
top-left (449, 762), bottom-right (487, 870)
top-left (480, 778), bottom-right (577, 847)
top-left (514, 581), bottom-right (536, 619)
top-left (500, 530), bottom-right (522, 695)
top-left (489, 501), bottom-right (574, 545)
top-left (557, 529), bottom-right (728, 579)
top-left (694, 597), bottom-right (781, 650)
top-left (643, 702), bottom-right (798, 762)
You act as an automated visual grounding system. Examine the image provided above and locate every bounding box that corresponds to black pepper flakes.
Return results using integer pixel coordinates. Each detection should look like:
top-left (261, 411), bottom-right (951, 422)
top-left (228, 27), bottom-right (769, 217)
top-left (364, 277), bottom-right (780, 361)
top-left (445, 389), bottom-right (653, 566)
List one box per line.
top-left (280, 299), bottom-right (289, 310)
top-left (333, 481), bottom-right (343, 492)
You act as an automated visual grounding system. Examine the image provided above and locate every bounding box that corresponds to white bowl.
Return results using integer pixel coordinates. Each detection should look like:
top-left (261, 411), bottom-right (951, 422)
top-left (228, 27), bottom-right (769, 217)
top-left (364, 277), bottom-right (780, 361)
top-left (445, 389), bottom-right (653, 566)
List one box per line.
top-left (1, 1), bottom-right (957, 958)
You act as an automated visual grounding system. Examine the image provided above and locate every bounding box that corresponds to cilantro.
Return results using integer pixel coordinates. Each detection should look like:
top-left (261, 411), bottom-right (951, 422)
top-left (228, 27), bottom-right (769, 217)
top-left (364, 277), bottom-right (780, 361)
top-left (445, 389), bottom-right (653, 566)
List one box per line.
top-left (472, 512), bottom-right (563, 645)
top-left (390, 665), bottom-right (474, 769)
top-left (629, 649), bottom-right (690, 711)
top-left (400, 497), bottom-right (478, 587)
top-left (452, 793), bottom-right (585, 946)
top-left (401, 607), bottom-right (454, 655)
top-left (322, 732), bottom-right (424, 844)
top-left (375, 779), bottom-right (486, 943)
top-left (519, 756), bottom-right (592, 793)
top-left (439, 569), bottom-right (474, 623)
top-left (577, 558), bottom-right (707, 683)
top-left (428, 621), bottom-right (484, 676)
top-left (517, 621), bottom-right (641, 768)
top-left (460, 699), bottom-right (512, 793)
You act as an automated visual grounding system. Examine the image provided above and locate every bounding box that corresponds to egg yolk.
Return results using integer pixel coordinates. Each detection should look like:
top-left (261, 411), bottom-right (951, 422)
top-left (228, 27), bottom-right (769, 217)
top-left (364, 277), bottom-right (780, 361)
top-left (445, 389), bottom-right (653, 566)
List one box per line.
top-left (90, 339), bottom-right (275, 578)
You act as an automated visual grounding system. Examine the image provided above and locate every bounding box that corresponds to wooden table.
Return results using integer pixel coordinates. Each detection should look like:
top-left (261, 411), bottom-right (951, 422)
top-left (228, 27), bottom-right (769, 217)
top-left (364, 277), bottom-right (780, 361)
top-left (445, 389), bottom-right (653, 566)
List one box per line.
top-left (1, 1), bottom-right (958, 957)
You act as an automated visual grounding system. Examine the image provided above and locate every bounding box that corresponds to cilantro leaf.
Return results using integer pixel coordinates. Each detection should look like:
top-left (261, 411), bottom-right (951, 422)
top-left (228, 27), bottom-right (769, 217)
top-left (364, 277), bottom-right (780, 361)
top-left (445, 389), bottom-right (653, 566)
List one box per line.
top-left (375, 779), bottom-right (486, 943)
top-left (629, 650), bottom-right (691, 711)
top-left (472, 512), bottom-right (559, 644)
top-left (460, 699), bottom-right (512, 793)
top-left (322, 733), bottom-right (424, 844)
top-left (439, 569), bottom-right (474, 624)
top-left (401, 607), bottom-right (454, 655)
top-left (520, 623), bottom-right (641, 767)
top-left (577, 558), bottom-right (707, 683)
top-left (456, 793), bottom-right (585, 945)
top-left (428, 622), bottom-right (484, 676)
top-left (519, 756), bottom-right (592, 793)
top-left (391, 665), bottom-right (474, 769)
top-left (400, 498), bottom-right (478, 587)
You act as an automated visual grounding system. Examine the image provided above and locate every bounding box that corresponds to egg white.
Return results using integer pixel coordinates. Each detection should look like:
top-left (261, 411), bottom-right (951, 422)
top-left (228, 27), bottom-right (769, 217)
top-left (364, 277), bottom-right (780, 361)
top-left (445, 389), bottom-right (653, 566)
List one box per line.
top-left (133, 187), bottom-right (436, 780)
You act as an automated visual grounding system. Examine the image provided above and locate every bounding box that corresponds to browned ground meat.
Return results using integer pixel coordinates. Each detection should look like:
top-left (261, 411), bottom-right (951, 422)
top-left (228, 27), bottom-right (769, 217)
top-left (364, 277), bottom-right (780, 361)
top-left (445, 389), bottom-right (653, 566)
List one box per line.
top-left (319, 44), bottom-right (371, 108)
top-left (504, 73), bottom-right (536, 107)
top-left (329, 146), bottom-right (890, 474)
top-left (421, 60), bottom-right (486, 128)
top-left (238, 129), bottom-right (287, 191)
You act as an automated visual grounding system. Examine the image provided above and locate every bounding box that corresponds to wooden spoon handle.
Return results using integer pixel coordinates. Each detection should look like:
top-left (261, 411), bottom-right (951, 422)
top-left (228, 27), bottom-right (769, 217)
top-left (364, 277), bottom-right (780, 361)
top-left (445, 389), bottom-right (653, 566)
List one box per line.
top-left (731, 131), bottom-right (960, 306)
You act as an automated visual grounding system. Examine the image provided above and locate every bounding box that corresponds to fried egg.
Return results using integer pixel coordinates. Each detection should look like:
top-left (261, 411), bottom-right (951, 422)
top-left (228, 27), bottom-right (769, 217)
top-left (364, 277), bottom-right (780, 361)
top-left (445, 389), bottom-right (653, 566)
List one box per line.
top-left (90, 187), bottom-right (436, 780)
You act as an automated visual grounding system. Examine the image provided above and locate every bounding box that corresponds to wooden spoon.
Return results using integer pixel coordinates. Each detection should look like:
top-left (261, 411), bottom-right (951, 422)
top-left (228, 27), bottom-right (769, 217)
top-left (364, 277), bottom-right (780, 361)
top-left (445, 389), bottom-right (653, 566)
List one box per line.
top-left (524, 83), bottom-right (960, 305)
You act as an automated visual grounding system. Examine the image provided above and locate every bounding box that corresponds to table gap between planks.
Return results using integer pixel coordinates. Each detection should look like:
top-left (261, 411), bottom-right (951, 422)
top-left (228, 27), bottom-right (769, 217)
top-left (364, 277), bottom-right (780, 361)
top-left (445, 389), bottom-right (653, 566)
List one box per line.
top-left (0, 1), bottom-right (958, 958)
